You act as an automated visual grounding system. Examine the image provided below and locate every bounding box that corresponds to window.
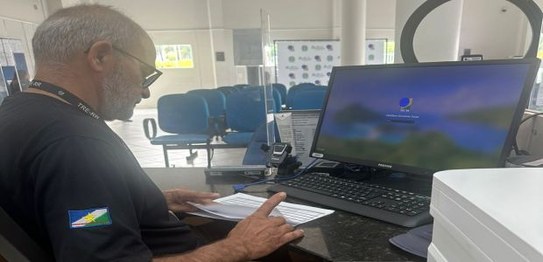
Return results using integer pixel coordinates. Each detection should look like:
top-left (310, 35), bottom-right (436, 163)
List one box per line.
top-left (155, 44), bottom-right (194, 69)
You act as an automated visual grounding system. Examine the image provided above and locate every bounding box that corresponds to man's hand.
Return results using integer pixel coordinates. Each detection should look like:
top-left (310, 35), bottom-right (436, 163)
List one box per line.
top-left (153, 192), bottom-right (304, 262)
top-left (226, 192), bottom-right (305, 260)
top-left (163, 188), bottom-right (220, 213)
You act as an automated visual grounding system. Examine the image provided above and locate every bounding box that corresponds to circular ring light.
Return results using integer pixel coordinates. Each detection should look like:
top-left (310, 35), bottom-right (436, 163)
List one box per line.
top-left (400, 0), bottom-right (543, 63)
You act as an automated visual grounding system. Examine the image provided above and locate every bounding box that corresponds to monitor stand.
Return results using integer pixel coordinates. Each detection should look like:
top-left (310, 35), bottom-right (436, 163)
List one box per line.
top-left (308, 160), bottom-right (433, 196)
top-left (364, 171), bottom-right (433, 196)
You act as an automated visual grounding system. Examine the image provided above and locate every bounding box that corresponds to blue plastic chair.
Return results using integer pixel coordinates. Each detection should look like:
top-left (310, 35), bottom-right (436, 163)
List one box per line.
top-left (272, 83), bottom-right (287, 107)
top-left (246, 85), bottom-right (282, 113)
top-left (223, 88), bottom-right (278, 146)
top-left (143, 94), bottom-right (213, 167)
top-left (187, 89), bottom-right (227, 137)
top-left (187, 89), bottom-right (226, 118)
top-left (217, 85), bottom-right (237, 96)
top-left (290, 88), bottom-right (327, 110)
top-left (286, 82), bottom-right (317, 109)
top-left (233, 84), bottom-right (250, 91)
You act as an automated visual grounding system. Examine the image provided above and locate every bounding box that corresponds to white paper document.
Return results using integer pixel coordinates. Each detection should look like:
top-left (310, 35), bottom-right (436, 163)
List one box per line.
top-left (274, 110), bottom-right (320, 167)
top-left (274, 112), bottom-right (296, 154)
top-left (188, 193), bottom-right (334, 226)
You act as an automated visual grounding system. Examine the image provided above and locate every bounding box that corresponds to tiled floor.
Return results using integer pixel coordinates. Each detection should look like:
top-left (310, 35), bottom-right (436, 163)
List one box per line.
top-left (107, 108), bottom-right (246, 167)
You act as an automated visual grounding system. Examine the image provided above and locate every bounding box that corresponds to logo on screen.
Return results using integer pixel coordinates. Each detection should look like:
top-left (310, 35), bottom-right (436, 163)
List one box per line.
top-left (399, 97), bottom-right (413, 112)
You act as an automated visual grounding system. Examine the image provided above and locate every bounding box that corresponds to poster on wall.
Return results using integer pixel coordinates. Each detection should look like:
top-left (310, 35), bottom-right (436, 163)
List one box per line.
top-left (155, 44), bottom-right (194, 69)
top-left (275, 39), bottom-right (388, 88)
top-left (275, 40), bottom-right (340, 88)
top-left (365, 39), bottom-right (387, 65)
top-left (0, 38), bottom-right (29, 97)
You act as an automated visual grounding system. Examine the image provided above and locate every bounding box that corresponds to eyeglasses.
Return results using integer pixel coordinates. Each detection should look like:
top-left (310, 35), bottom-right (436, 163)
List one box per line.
top-left (111, 46), bottom-right (163, 89)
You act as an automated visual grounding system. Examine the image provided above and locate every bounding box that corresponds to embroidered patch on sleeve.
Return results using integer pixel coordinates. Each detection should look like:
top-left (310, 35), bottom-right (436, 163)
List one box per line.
top-left (68, 207), bottom-right (112, 229)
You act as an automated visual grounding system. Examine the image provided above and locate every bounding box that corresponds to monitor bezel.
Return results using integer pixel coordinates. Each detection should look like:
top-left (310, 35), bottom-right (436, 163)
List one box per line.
top-left (309, 58), bottom-right (541, 176)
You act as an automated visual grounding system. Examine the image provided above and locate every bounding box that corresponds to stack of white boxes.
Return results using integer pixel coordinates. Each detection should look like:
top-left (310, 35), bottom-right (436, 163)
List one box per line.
top-left (428, 168), bottom-right (543, 261)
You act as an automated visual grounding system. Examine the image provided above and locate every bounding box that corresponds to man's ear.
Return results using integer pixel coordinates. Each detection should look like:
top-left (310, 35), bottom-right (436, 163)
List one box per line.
top-left (86, 40), bottom-right (114, 72)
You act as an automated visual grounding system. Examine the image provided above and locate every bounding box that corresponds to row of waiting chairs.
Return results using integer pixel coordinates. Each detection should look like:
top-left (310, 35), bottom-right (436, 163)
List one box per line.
top-left (143, 83), bottom-right (327, 167)
top-left (285, 83), bottom-right (327, 110)
top-left (217, 82), bottom-right (327, 110)
top-left (216, 84), bottom-right (285, 109)
top-left (143, 87), bottom-right (278, 167)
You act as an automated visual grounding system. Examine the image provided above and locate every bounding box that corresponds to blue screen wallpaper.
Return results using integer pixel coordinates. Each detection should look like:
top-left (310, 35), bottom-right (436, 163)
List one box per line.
top-left (314, 63), bottom-right (532, 171)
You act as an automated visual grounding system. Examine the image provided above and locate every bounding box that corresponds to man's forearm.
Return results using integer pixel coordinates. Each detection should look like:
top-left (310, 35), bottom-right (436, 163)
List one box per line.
top-left (154, 192), bottom-right (303, 261)
top-left (153, 238), bottom-right (249, 262)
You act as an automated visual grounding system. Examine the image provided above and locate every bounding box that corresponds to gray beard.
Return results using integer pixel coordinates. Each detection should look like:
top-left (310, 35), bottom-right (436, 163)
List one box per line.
top-left (100, 67), bottom-right (135, 121)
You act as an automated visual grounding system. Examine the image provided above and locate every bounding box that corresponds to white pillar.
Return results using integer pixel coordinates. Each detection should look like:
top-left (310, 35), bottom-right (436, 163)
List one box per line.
top-left (341, 0), bottom-right (366, 66)
top-left (394, 0), bottom-right (463, 63)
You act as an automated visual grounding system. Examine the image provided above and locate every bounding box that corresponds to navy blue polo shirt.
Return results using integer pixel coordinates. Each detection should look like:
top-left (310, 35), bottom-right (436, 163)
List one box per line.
top-left (0, 93), bottom-right (199, 261)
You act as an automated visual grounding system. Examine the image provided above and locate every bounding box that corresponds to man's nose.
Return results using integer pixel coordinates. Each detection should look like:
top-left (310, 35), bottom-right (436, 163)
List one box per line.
top-left (142, 88), bottom-right (150, 99)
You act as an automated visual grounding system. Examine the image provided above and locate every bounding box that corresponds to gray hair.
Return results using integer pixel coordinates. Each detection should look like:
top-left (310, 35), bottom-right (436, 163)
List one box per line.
top-left (32, 4), bottom-right (148, 66)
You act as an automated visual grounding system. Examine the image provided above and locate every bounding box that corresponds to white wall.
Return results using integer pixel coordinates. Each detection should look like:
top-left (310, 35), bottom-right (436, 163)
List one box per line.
top-left (0, 0), bottom-right (46, 24)
top-left (414, 0), bottom-right (463, 62)
top-left (458, 0), bottom-right (527, 59)
top-left (366, 0), bottom-right (396, 40)
top-left (139, 0), bottom-right (397, 109)
top-left (97, 0), bottom-right (210, 30)
top-left (1, 0), bottom-right (538, 108)
top-left (0, 0), bottom-right (45, 82)
top-left (394, 0), bottom-right (463, 63)
top-left (222, 0), bottom-right (334, 30)
top-left (394, 0), bottom-right (530, 62)
top-left (96, 0), bottom-right (237, 107)
top-left (94, 0), bottom-right (347, 108)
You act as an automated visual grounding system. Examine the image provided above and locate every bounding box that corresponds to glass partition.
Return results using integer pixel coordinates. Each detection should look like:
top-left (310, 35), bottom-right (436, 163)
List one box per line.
top-left (261, 9), bottom-right (276, 147)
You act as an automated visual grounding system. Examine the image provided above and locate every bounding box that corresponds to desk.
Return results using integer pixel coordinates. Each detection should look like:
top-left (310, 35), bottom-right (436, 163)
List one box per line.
top-left (144, 167), bottom-right (425, 261)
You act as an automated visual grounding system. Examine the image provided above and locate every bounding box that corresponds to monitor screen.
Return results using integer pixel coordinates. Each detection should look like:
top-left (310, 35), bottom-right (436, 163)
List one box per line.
top-left (310, 59), bottom-right (540, 176)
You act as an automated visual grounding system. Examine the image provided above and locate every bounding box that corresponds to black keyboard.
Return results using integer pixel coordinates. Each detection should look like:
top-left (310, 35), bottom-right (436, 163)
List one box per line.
top-left (268, 172), bottom-right (432, 227)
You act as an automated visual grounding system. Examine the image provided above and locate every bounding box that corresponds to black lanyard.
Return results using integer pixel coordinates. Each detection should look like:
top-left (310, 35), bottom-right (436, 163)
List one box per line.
top-left (29, 80), bottom-right (101, 120)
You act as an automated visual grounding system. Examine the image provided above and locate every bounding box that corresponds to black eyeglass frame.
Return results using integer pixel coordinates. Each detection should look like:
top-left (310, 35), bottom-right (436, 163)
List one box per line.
top-left (111, 46), bottom-right (162, 89)
top-left (83, 44), bottom-right (162, 89)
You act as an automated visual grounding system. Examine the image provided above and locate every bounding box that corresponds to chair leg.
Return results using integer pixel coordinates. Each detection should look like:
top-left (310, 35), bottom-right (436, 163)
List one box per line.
top-left (186, 148), bottom-right (198, 162)
top-left (162, 146), bottom-right (170, 168)
top-left (206, 147), bottom-right (212, 168)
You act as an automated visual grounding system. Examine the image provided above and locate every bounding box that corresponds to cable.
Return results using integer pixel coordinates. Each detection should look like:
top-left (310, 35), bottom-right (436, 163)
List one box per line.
top-left (275, 158), bottom-right (320, 182)
top-left (513, 112), bottom-right (543, 155)
top-left (232, 179), bottom-right (272, 192)
top-left (520, 112), bottom-right (543, 125)
top-left (232, 158), bottom-right (319, 192)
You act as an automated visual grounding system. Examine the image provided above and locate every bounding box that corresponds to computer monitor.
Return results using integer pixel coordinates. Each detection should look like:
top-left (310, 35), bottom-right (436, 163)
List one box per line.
top-left (310, 59), bottom-right (541, 176)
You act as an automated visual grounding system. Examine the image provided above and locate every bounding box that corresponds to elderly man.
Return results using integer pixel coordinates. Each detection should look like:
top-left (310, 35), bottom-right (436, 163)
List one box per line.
top-left (0, 4), bottom-right (303, 261)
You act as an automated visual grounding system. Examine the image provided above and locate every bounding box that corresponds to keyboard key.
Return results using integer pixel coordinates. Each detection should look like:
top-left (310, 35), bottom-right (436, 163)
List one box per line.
top-left (269, 172), bottom-right (432, 227)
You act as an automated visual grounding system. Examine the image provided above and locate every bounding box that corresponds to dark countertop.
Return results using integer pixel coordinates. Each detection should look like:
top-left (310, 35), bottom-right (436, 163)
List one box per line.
top-left (144, 167), bottom-right (426, 262)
